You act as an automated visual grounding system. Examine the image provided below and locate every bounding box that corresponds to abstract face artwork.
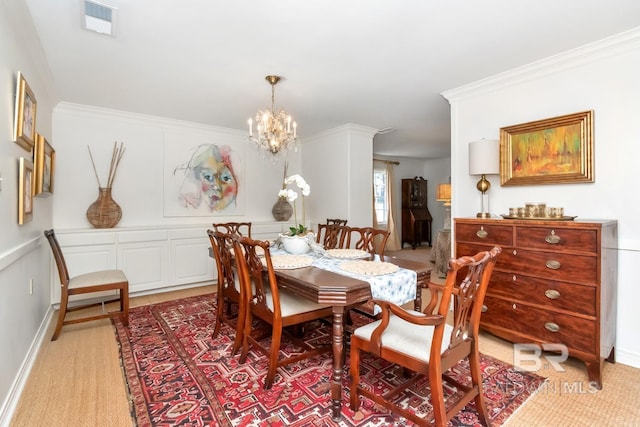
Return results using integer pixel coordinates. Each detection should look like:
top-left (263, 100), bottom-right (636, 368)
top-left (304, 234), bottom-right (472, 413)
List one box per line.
top-left (174, 144), bottom-right (238, 212)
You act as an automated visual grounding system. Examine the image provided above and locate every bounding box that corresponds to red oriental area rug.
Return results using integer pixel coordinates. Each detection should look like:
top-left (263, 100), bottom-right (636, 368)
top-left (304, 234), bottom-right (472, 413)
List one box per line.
top-left (112, 294), bottom-right (545, 426)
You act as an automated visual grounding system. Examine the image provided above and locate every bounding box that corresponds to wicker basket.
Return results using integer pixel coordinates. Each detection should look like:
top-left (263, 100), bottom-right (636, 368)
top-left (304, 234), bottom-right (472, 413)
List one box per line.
top-left (86, 187), bottom-right (122, 228)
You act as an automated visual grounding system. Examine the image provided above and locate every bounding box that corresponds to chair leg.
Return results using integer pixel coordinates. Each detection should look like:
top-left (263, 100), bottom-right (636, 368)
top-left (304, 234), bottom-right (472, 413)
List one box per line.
top-left (121, 287), bottom-right (129, 327)
top-left (231, 297), bottom-right (245, 356)
top-left (469, 350), bottom-right (491, 426)
top-left (212, 294), bottom-right (225, 339)
top-left (429, 365), bottom-right (448, 426)
top-left (349, 343), bottom-right (361, 410)
top-left (264, 326), bottom-right (282, 389)
top-left (51, 297), bottom-right (69, 341)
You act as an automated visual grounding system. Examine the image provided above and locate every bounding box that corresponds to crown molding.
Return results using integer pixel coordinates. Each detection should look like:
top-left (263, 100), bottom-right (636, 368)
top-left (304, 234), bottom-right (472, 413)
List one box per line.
top-left (442, 27), bottom-right (640, 103)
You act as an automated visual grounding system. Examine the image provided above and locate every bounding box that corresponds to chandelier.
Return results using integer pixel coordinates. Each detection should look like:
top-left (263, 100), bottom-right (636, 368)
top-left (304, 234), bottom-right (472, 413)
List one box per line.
top-left (248, 75), bottom-right (297, 158)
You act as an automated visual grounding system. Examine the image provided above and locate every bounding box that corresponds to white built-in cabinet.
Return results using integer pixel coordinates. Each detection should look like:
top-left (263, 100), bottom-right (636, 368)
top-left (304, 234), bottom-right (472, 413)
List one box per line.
top-left (50, 221), bottom-right (296, 305)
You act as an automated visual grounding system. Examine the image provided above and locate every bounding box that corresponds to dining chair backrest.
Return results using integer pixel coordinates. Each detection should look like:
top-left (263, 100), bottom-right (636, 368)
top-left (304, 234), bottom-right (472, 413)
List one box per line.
top-left (326, 218), bottom-right (348, 226)
top-left (316, 223), bottom-right (347, 249)
top-left (344, 226), bottom-right (390, 259)
top-left (213, 221), bottom-right (252, 237)
top-left (208, 229), bottom-right (244, 352)
top-left (46, 229), bottom-right (71, 287)
top-left (233, 235), bottom-right (278, 318)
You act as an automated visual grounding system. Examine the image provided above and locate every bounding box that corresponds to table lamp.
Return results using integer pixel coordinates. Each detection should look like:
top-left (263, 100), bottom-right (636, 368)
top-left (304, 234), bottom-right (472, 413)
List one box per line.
top-left (436, 182), bottom-right (451, 229)
top-left (468, 139), bottom-right (500, 218)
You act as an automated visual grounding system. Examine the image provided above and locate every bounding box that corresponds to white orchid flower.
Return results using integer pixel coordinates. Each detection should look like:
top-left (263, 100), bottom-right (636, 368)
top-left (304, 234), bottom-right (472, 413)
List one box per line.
top-left (285, 174), bottom-right (301, 185)
top-left (301, 183), bottom-right (311, 197)
top-left (295, 176), bottom-right (307, 188)
top-left (278, 189), bottom-right (288, 199)
top-left (286, 189), bottom-right (298, 203)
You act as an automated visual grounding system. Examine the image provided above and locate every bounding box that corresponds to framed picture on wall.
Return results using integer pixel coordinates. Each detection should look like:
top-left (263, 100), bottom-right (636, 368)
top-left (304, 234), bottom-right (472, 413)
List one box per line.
top-left (19, 157), bottom-right (34, 224)
top-left (34, 133), bottom-right (55, 196)
top-left (13, 72), bottom-right (38, 151)
top-left (499, 110), bottom-right (594, 186)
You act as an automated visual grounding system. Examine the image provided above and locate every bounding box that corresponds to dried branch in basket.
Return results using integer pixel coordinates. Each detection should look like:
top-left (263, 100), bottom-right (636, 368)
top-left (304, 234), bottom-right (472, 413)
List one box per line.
top-left (87, 145), bottom-right (102, 188)
top-left (87, 142), bottom-right (126, 189)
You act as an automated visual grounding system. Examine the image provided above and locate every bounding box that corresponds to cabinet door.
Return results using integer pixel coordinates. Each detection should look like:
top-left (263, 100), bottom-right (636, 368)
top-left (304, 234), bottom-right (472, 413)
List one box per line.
top-left (117, 241), bottom-right (170, 293)
top-left (171, 236), bottom-right (215, 286)
top-left (402, 179), bottom-right (428, 208)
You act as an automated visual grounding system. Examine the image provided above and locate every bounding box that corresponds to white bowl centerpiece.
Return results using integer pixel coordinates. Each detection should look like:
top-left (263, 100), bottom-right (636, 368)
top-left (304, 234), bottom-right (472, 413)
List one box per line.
top-left (278, 172), bottom-right (312, 254)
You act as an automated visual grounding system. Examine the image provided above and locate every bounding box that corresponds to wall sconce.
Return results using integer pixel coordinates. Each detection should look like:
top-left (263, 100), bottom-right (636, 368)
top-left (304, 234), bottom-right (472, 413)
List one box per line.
top-left (468, 139), bottom-right (500, 218)
top-left (436, 182), bottom-right (451, 229)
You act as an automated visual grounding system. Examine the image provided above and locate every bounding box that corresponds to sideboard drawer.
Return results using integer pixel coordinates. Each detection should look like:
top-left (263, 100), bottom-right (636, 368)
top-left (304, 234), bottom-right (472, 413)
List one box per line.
top-left (504, 249), bottom-right (597, 283)
top-left (516, 226), bottom-right (598, 254)
top-left (455, 223), bottom-right (513, 246)
top-left (489, 271), bottom-right (596, 316)
top-left (481, 296), bottom-right (596, 353)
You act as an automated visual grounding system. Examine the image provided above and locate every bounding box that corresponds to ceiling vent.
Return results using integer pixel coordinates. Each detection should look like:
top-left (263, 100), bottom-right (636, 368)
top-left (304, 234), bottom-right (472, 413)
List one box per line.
top-left (83, 0), bottom-right (117, 37)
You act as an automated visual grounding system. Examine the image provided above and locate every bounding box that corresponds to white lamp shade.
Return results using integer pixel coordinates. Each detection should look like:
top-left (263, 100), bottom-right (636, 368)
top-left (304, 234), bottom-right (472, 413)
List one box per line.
top-left (469, 139), bottom-right (500, 176)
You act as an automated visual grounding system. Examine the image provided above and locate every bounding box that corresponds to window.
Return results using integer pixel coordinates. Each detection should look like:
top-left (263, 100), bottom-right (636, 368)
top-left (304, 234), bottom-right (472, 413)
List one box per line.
top-left (373, 168), bottom-right (388, 224)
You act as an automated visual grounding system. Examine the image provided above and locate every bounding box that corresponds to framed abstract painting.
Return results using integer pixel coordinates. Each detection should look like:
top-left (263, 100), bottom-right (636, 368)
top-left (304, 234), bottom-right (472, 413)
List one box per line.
top-left (13, 72), bottom-right (38, 151)
top-left (34, 133), bottom-right (55, 196)
top-left (500, 110), bottom-right (594, 186)
top-left (19, 157), bottom-right (34, 224)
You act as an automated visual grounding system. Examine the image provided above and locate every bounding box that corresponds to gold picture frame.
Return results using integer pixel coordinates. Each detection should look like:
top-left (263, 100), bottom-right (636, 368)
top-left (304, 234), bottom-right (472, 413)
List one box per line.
top-left (34, 133), bottom-right (55, 196)
top-left (500, 110), bottom-right (594, 186)
top-left (13, 72), bottom-right (37, 151)
top-left (19, 157), bottom-right (34, 224)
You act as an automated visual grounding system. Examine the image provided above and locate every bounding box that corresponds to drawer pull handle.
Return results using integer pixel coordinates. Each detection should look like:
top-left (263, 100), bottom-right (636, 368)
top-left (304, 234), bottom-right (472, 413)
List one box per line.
top-left (476, 227), bottom-right (488, 239)
top-left (481, 304), bottom-right (488, 313)
top-left (544, 322), bottom-right (560, 333)
top-left (545, 233), bottom-right (561, 244)
top-left (545, 289), bottom-right (561, 300)
top-left (545, 260), bottom-right (561, 270)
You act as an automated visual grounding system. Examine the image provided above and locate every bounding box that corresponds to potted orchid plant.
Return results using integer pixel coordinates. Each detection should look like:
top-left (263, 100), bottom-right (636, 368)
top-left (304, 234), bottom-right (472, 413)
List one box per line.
top-left (278, 171), bottom-right (313, 254)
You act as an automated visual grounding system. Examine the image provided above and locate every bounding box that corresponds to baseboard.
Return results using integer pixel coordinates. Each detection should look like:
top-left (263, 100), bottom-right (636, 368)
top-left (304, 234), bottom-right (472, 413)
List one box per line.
top-left (615, 348), bottom-right (640, 370)
top-left (0, 305), bottom-right (54, 427)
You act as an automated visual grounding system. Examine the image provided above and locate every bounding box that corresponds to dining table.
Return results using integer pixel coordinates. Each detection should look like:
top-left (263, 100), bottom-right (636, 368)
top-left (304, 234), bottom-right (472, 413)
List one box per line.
top-left (207, 245), bottom-right (432, 421)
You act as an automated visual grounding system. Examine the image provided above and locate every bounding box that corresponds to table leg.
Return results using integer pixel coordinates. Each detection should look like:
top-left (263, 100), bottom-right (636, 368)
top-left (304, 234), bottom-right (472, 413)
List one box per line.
top-left (331, 306), bottom-right (345, 421)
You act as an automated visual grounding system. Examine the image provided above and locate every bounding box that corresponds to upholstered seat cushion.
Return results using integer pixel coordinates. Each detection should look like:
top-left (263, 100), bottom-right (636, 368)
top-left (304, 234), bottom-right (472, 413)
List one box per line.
top-left (265, 289), bottom-right (331, 317)
top-left (69, 270), bottom-right (128, 289)
top-left (353, 310), bottom-right (452, 362)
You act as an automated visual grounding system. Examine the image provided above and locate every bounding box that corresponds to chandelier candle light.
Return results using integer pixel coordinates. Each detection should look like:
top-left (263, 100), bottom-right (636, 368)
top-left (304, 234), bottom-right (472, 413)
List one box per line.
top-left (248, 75), bottom-right (297, 159)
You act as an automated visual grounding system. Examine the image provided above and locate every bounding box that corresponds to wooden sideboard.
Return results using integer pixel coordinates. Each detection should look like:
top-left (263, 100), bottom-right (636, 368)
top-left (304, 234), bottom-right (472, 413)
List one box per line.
top-left (401, 177), bottom-right (432, 249)
top-left (454, 217), bottom-right (617, 388)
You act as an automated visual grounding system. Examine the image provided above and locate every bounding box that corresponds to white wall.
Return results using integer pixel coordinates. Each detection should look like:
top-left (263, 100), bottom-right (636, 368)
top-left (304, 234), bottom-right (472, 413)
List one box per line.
top-left (302, 124), bottom-right (377, 228)
top-left (0, 1), bottom-right (58, 423)
top-left (443, 27), bottom-right (640, 368)
top-left (52, 103), bottom-right (299, 229)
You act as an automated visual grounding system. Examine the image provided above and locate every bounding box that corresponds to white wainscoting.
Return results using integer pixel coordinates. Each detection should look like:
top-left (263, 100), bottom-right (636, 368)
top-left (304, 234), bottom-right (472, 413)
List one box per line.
top-left (50, 221), bottom-right (297, 304)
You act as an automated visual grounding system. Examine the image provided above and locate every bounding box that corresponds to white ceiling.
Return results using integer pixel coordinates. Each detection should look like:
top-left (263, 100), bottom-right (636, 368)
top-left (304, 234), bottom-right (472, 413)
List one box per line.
top-left (24, 0), bottom-right (640, 159)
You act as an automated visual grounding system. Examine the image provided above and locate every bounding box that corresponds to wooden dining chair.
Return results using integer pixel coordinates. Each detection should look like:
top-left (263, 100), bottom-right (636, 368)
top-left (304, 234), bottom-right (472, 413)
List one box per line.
top-left (208, 230), bottom-right (244, 354)
top-left (213, 221), bottom-right (252, 237)
top-left (349, 246), bottom-right (502, 427)
top-left (343, 226), bottom-right (390, 260)
top-left (44, 229), bottom-right (129, 341)
top-left (316, 223), bottom-right (347, 249)
top-left (233, 235), bottom-right (334, 389)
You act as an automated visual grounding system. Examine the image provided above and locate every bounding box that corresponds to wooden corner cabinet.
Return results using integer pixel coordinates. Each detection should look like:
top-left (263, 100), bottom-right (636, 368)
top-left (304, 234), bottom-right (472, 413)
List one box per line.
top-left (454, 217), bottom-right (617, 388)
top-left (401, 177), bottom-right (432, 249)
